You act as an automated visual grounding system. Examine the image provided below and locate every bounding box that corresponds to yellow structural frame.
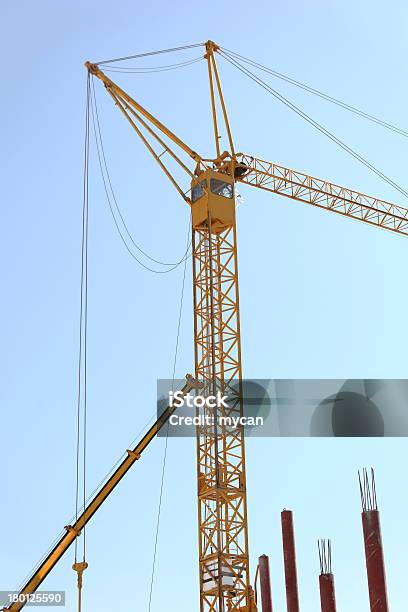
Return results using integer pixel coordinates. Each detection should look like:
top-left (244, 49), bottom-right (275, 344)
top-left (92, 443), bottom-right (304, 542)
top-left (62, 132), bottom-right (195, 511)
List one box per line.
top-left (5, 39), bottom-right (408, 612)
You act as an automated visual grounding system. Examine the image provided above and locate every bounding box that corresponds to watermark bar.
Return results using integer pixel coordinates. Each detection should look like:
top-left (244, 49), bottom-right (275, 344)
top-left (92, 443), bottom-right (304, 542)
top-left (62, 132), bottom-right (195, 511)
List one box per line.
top-left (0, 592), bottom-right (65, 607)
top-left (157, 379), bottom-right (408, 437)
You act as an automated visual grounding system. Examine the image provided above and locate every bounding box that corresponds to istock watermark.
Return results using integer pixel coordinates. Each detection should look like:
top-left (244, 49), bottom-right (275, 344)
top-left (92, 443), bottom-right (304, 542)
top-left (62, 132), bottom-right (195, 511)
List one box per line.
top-left (157, 379), bottom-right (408, 437)
top-left (167, 387), bottom-right (264, 429)
top-left (169, 389), bottom-right (230, 409)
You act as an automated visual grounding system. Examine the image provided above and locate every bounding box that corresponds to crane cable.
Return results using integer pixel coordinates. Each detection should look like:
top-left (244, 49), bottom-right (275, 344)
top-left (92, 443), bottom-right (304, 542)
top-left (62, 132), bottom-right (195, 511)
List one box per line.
top-left (147, 216), bottom-right (191, 612)
top-left (218, 49), bottom-right (408, 202)
top-left (72, 71), bottom-right (91, 612)
top-left (95, 42), bottom-right (204, 66)
top-left (220, 46), bottom-right (408, 139)
top-left (102, 56), bottom-right (203, 74)
top-left (77, 67), bottom-right (192, 610)
top-left (89, 77), bottom-right (192, 273)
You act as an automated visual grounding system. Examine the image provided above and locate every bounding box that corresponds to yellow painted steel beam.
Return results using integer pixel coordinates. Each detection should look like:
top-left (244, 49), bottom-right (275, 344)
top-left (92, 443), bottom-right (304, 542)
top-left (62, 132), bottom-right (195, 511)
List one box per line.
top-left (86, 61), bottom-right (201, 164)
top-left (190, 166), bottom-right (253, 611)
top-left (2, 376), bottom-right (200, 612)
top-left (237, 154), bottom-right (408, 235)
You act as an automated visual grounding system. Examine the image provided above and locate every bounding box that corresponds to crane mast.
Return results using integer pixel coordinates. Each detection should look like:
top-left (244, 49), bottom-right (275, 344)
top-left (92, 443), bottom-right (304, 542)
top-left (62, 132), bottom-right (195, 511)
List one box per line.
top-left (190, 42), bottom-right (253, 612)
top-left (191, 171), bottom-right (250, 611)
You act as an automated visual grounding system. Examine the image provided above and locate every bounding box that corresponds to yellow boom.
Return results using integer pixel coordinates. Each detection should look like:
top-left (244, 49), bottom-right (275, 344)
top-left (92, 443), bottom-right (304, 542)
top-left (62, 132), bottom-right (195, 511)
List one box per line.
top-left (2, 376), bottom-right (199, 612)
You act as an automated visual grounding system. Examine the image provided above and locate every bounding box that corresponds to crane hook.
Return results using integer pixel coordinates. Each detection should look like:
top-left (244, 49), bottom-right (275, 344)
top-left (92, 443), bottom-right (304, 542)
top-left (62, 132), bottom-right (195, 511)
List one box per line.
top-left (72, 561), bottom-right (88, 612)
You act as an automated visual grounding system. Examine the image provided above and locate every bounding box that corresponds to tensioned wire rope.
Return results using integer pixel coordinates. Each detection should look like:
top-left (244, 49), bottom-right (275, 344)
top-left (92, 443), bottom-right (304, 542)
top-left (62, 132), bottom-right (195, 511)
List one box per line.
top-left (217, 48), bottom-right (408, 201)
top-left (73, 71), bottom-right (91, 566)
top-left (96, 40), bottom-right (408, 139)
top-left (91, 80), bottom-right (191, 274)
top-left (95, 42), bottom-right (204, 66)
top-left (102, 56), bottom-right (203, 74)
top-left (147, 214), bottom-right (191, 611)
top-left (90, 77), bottom-right (192, 273)
top-left (219, 46), bottom-right (408, 139)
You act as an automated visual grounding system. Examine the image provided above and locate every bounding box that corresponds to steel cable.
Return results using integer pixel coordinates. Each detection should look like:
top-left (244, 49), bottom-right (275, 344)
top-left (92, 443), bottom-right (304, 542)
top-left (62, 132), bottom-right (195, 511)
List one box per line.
top-left (89, 79), bottom-right (192, 273)
top-left (218, 50), bottom-right (408, 201)
top-left (96, 42), bottom-right (204, 66)
top-left (147, 214), bottom-right (190, 612)
top-left (102, 56), bottom-right (203, 74)
top-left (220, 46), bottom-right (408, 138)
top-left (74, 72), bottom-right (91, 564)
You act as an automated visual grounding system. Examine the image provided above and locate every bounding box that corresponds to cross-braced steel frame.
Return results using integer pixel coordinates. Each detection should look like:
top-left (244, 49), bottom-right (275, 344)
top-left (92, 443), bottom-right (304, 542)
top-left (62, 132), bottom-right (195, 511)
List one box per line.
top-left (192, 215), bottom-right (251, 612)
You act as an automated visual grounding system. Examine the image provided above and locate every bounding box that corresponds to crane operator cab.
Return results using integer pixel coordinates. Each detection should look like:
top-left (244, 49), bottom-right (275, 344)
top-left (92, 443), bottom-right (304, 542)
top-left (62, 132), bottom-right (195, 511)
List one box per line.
top-left (191, 169), bottom-right (235, 234)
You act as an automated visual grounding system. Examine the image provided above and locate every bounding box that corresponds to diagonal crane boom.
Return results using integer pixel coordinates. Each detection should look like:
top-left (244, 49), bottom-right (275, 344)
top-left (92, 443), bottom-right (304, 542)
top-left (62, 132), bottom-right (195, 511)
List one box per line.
top-left (2, 376), bottom-right (200, 612)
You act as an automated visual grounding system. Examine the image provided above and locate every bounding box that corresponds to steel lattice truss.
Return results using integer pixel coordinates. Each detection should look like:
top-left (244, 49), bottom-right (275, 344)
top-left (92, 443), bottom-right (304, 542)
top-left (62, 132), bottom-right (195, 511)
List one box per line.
top-left (192, 222), bottom-right (251, 611)
top-left (237, 154), bottom-right (408, 235)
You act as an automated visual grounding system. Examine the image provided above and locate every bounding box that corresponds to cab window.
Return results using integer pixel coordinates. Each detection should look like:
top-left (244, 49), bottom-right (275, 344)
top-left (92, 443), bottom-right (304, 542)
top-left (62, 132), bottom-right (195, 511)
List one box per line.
top-left (192, 180), bottom-right (208, 203)
top-left (210, 179), bottom-right (233, 199)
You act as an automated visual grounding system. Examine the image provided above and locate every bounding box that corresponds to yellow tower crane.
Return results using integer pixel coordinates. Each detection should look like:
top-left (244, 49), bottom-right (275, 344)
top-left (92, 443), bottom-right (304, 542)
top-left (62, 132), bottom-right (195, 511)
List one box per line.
top-left (4, 40), bottom-right (408, 612)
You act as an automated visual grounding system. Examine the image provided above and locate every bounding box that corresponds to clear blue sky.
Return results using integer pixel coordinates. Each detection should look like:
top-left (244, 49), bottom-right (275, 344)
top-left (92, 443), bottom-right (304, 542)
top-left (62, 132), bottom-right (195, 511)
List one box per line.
top-left (2, 1), bottom-right (408, 610)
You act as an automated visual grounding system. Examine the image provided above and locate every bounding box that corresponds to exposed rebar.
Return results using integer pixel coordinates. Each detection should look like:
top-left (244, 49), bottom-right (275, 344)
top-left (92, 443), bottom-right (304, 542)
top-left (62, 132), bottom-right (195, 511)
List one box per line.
top-left (318, 539), bottom-right (332, 575)
top-left (359, 467), bottom-right (378, 511)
